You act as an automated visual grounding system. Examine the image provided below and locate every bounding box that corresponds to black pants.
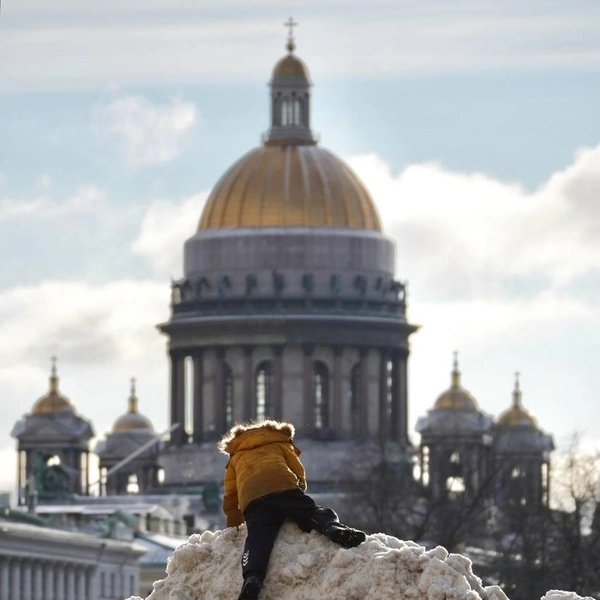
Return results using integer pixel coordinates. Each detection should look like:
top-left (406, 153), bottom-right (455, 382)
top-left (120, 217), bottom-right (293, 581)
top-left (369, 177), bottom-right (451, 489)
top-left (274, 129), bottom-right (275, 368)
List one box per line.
top-left (241, 489), bottom-right (339, 579)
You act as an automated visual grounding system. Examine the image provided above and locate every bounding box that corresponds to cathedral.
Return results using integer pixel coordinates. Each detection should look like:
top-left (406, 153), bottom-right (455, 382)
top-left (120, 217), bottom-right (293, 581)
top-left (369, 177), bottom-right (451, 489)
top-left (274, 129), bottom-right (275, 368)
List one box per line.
top-left (11, 27), bottom-right (554, 520)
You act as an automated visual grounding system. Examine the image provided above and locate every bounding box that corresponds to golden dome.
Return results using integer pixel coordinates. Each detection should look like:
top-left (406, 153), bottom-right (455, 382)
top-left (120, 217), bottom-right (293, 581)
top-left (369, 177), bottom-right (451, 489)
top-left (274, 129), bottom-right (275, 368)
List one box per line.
top-left (434, 353), bottom-right (479, 410)
top-left (272, 54), bottom-right (310, 79)
top-left (112, 379), bottom-right (154, 433)
top-left (497, 373), bottom-right (538, 427)
top-left (32, 358), bottom-right (75, 415)
top-left (198, 145), bottom-right (382, 231)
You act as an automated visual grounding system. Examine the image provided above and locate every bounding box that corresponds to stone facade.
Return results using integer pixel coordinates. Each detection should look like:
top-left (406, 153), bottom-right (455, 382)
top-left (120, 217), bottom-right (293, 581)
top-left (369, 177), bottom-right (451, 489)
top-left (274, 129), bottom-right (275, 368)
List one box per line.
top-left (0, 520), bottom-right (144, 600)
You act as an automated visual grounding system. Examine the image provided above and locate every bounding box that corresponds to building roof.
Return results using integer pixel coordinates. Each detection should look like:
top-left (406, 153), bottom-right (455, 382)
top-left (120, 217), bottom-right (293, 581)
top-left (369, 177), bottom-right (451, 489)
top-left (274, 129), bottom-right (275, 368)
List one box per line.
top-left (112, 379), bottom-right (154, 433)
top-left (497, 373), bottom-right (538, 427)
top-left (31, 358), bottom-right (75, 415)
top-left (198, 144), bottom-right (382, 231)
top-left (433, 353), bottom-right (479, 411)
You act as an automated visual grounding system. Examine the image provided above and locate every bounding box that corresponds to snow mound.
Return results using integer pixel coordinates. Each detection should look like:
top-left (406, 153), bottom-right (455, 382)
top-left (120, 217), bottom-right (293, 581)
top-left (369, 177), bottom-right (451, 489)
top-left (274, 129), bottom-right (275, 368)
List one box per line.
top-left (541, 592), bottom-right (595, 600)
top-left (126, 521), bottom-right (511, 600)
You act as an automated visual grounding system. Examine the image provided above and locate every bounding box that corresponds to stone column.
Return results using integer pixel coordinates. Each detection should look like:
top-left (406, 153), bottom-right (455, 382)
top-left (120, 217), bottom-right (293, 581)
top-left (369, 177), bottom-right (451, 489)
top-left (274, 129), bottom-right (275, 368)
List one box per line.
top-left (192, 350), bottom-right (204, 444)
top-left (76, 566), bottom-right (86, 598)
top-left (272, 346), bottom-right (284, 421)
top-left (55, 563), bottom-right (65, 600)
top-left (11, 559), bottom-right (21, 600)
top-left (302, 345), bottom-right (314, 435)
top-left (21, 559), bottom-right (32, 600)
top-left (66, 565), bottom-right (76, 600)
top-left (44, 562), bottom-right (55, 600)
top-left (1, 558), bottom-right (10, 599)
top-left (390, 349), bottom-right (409, 444)
top-left (242, 346), bottom-right (254, 421)
top-left (17, 451), bottom-right (22, 503)
top-left (378, 348), bottom-right (390, 442)
top-left (33, 561), bottom-right (43, 600)
top-left (396, 349), bottom-right (409, 447)
top-left (169, 350), bottom-right (186, 446)
top-left (332, 347), bottom-right (343, 433)
top-left (358, 348), bottom-right (369, 440)
top-left (85, 451), bottom-right (90, 495)
top-left (213, 348), bottom-right (225, 436)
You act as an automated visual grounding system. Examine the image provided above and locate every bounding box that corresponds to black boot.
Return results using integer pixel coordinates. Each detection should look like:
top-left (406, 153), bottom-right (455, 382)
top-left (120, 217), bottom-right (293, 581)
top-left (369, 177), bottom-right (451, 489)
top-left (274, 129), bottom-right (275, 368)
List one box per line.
top-left (237, 574), bottom-right (263, 600)
top-left (324, 523), bottom-right (366, 548)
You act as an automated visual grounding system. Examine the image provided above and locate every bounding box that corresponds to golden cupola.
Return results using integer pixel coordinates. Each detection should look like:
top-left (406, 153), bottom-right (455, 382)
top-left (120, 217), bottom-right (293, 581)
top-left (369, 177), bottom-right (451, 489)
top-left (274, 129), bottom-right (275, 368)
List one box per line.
top-left (434, 353), bottom-right (479, 410)
top-left (497, 373), bottom-right (538, 427)
top-left (112, 379), bottom-right (154, 432)
top-left (197, 23), bottom-right (381, 232)
top-left (31, 357), bottom-right (75, 415)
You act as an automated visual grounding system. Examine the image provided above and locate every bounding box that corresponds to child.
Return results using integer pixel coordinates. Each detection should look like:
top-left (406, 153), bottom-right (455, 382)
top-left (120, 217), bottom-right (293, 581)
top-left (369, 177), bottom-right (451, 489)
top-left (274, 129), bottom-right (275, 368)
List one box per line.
top-left (218, 420), bottom-right (366, 600)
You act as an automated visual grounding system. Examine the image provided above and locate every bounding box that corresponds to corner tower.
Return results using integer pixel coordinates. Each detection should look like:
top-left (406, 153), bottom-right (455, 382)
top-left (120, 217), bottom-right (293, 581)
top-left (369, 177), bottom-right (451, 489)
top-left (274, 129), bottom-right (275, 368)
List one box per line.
top-left (158, 24), bottom-right (418, 488)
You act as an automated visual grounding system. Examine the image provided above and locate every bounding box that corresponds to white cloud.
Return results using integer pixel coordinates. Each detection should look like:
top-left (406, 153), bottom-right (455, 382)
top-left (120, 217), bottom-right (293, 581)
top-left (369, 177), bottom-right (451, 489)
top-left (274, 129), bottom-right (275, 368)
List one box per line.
top-left (0, 280), bottom-right (168, 366)
top-left (3, 7), bottom-right (600, 91)
top-left (132, 192), bottom-right (208, 276)
top-left (348, 143), bottom-right (600, 298)
top-left (0, 185), bottom-right (106, 221)
top-left (100, 96), bottom-right (197, 167)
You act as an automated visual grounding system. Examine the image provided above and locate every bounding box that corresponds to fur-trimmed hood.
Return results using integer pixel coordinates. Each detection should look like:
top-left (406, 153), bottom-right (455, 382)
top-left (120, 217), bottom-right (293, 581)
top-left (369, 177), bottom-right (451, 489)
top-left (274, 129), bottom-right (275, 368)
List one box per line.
top-left (217, 420), bottom-right (295, 455)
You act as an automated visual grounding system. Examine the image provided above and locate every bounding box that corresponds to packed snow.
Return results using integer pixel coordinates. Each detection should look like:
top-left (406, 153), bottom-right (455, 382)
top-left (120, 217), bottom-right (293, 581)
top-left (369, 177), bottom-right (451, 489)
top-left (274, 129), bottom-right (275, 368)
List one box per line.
top-left (125, 523), bottom-right (595, 600)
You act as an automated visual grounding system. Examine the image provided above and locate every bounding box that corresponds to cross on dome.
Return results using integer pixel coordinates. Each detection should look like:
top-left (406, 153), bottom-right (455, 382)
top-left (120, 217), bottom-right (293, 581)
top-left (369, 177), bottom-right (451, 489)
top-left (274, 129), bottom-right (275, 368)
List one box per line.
top-left (284, 17), bottom-right (298, 52)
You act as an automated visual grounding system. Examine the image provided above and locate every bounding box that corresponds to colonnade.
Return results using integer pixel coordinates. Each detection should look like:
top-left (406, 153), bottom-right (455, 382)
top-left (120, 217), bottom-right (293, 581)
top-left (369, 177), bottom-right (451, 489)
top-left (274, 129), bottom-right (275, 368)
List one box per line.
top-left (0, 557), bottom-right (94, 600)
top-left (168, 344), bottom-right (410, 446)
top-left (0, 555), bottom-right (138, 600)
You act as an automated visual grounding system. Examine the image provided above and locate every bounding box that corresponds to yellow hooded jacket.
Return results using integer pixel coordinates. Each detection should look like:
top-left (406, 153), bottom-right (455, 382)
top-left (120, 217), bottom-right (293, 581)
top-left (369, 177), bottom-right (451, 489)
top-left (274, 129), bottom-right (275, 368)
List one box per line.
top-left (218, 421), bottom-right (306, 527)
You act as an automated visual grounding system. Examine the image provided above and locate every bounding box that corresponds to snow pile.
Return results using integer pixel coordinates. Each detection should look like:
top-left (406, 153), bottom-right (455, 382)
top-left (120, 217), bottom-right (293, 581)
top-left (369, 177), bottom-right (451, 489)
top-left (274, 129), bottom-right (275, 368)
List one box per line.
top-left (541, 592), bottom-right (595, 600)
top-left (126, 521), bottom-right (511, 600)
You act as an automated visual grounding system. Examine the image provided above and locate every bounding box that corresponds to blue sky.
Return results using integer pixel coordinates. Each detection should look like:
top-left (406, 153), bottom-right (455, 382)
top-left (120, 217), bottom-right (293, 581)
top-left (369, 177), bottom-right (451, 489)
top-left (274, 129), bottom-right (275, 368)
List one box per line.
top-left (1, 1), bottom-right (600, 492)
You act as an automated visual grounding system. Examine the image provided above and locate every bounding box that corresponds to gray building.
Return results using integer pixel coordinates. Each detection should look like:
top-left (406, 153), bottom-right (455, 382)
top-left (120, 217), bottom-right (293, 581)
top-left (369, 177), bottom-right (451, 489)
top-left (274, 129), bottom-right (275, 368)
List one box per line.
top-left (0, 516), bottom-right (144, 600)
top-left (158, 31), bottom-right (418, 488)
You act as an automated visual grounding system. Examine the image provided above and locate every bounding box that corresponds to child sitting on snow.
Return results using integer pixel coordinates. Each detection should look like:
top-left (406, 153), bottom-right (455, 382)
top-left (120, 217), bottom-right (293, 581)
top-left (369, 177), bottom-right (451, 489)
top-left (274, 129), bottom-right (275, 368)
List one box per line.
top-left (218, 420), bottom-right (366, 600)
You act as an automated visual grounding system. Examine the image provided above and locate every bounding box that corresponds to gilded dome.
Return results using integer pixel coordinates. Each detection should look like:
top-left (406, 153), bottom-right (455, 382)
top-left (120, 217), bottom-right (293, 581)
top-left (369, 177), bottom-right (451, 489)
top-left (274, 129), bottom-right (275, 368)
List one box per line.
top-left (198, 145), bottom-right (382, 231)
top-left (112, 379), bottom-right (154, 433)
top-left (434, 354), bottom-right (479, 410)
top-left (32, 359), bottom-right (75, 415)
top-left (272, 54), bottom-right (310, 79)
top-left (497, 373), bottom-right (538, 427)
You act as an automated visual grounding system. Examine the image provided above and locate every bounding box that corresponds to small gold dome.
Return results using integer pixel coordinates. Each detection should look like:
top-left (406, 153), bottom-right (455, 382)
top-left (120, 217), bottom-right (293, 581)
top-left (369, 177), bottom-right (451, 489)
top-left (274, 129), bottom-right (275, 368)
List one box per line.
top-left (112, 379), bottom-right (154, 433)
top-left (434, 353), bottom-right (479, 410)
top-left (272, 54), bottom-right (310, 79)
top-left (198, 145), bottom-right (382, 231)
top-left (32, 358), bottom-right (75, 415)
top-left (497, 373), bottom-right (538, 427)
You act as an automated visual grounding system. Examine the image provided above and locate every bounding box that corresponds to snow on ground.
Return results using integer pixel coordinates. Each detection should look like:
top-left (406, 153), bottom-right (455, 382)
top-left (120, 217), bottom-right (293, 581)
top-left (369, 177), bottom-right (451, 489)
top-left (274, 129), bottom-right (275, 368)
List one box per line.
top-left (541, 593), bottom-right (595, 600)
top-left (126, 521), bottom-right (509, 600)
top-left (125, 522), bottom-right (595, 600)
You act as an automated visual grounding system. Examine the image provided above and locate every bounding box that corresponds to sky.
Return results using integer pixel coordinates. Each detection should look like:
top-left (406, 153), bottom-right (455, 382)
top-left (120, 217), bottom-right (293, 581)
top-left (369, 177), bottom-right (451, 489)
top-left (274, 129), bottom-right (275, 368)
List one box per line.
top-left (1, 1), bottom-right (600, 494)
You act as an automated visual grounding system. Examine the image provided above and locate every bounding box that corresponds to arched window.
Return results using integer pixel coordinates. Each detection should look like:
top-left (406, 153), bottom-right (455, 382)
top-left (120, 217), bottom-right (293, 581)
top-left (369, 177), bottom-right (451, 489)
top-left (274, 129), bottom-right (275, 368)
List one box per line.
top-left (255, 361), bottom-right (273, 421)
top-left (313, 361), bottom-right (330, 430)
top-left (350, 363), bottom-right (361, 436)
top-left (281, 98), bottom-right (302, 126)
top-left (224, 363), bottom-right (234, 429)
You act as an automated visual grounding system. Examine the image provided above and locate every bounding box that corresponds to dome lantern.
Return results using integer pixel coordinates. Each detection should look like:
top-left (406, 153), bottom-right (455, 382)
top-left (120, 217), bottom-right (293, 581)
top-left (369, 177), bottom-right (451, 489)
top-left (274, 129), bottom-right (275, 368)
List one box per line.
top-left (265, 18), bottom-right (317, 147)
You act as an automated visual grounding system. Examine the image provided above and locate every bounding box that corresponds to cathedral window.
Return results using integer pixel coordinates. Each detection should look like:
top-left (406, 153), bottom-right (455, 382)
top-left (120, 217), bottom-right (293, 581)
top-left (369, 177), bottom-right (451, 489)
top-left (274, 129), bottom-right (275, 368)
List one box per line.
top-left (224, 363), bottom-right (234, 429)
top-left (281, 97), bottom-right (302, 126)
top-left (255, 361), bottom-right (273, 421)
top-left (350, 363), bottom-right (361, 436)
top-left (313, 361), bottom-right (330, 429)
top-left (127, 473), bottom-right (139, 494)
